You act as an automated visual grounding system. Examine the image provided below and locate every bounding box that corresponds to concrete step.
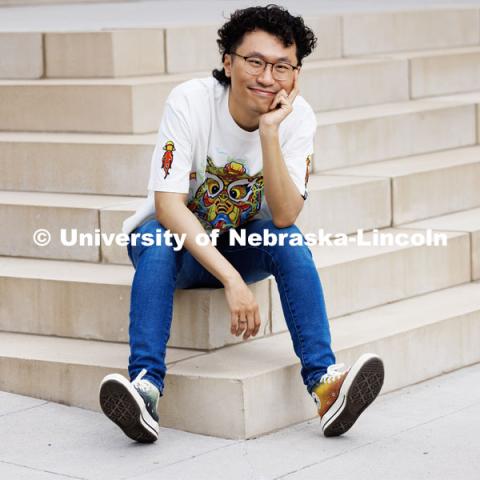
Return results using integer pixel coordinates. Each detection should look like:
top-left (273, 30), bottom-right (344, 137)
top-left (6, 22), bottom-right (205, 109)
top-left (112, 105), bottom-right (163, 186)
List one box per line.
top-left (0, 256), bottom-right (270, 350)
top-left (0, 56), bottom-right (409, 133)
top-left (3, 7), bottom-right (476, 77)
top-left (0, 75), bottom-right (182, 134)
top-left (1, 280), bottom-right (479, 439)
top-left (295, 56), bottom-right (408, 112)
top-left (0, 30), bottom-right (165, 79)
top-left (0, 16), bottom-right (340, 79)
top-left (0, 191), bottom-right (136, 262)
top-left (323, 146), bottom-right (480, 225)
top-left (314, 96), bottom-right (477, 171)
top-left (2, 92), bottom-right (477, 196)
top-left (401, 207), bottom-right (480, 281)
top-left (0, 174), bottom-right (391, 263)
top-left (0, 229), bottom-right (470, 347)
top-left (273, 227), bottom-right (470, 327)
top-left (45, 29), bottom-right (165, 78)
top-left (378, 46), bottom-right (480, 99)
top-left (0, 32), bottom-right (42, 79)
top-left (343, 7), bottom-right (480, 56)
top-left (0, 132), bottom-right (156, 196)
top-left (163, 15), bottom-right (342, 74)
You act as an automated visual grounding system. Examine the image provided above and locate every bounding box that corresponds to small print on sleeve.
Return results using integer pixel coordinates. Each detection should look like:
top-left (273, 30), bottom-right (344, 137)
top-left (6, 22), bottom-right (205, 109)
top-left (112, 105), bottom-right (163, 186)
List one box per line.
top-left (161, 140), bottom-right (176, 179)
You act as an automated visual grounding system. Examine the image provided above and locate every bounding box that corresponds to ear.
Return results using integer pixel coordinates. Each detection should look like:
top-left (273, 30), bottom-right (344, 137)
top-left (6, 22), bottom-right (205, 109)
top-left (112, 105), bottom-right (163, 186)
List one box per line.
top-left (223, 53), bottom-right (232, 78)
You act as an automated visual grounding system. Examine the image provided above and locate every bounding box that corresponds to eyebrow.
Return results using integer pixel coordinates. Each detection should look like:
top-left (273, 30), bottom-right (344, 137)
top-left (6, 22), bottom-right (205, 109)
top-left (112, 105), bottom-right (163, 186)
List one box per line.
top-left (244, 51), bottom-right (294, 63)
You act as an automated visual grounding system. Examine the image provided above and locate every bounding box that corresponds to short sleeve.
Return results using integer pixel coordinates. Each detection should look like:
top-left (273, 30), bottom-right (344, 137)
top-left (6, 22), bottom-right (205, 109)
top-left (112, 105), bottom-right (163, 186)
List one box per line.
top-left (147, 99), bottom-right (193, 193)
top-left (281, 106), bottom-right (316, 200)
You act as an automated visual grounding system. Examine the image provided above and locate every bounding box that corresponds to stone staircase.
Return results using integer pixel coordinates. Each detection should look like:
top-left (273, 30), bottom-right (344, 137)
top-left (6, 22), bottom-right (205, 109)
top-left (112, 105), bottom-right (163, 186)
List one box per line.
top-left (0, 6), bottom-right (480, 439)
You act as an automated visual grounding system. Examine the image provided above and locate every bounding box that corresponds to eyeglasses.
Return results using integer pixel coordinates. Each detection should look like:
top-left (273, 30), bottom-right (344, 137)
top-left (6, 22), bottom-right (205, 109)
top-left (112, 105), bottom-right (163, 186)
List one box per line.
top-left (230, 52), bottom-right (299, 81)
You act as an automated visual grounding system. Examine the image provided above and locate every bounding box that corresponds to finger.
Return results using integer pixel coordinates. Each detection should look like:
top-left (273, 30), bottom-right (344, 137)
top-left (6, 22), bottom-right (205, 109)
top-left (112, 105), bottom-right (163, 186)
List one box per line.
top-left (237, 312), bottom-right (247, 336)
top-left (270, 88), bottom-right (289, 110)
top-left (271, 95), bottom-right (289, 112)
top-left (278, 89), bottom-right (293, 108)
top-left (252, 308), bottom-right (261, 337)
top-left (230, 311), bottom-right (238, 335)
top-left (238, 323), bottom-right (247, 337)
top-left (269, 91), bottom-right (282, 110)
top-left (243, 310), bottom-right (255, 340)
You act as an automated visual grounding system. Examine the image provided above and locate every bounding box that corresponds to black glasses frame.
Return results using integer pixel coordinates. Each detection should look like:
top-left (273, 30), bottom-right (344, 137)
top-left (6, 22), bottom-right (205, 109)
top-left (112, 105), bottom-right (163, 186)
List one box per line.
top-left (229, 52), bottom-right (299, 75)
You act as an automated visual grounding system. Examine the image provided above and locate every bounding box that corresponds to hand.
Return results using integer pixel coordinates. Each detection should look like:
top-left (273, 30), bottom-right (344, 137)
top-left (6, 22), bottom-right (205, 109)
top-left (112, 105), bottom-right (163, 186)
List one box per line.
top-left (224, 274), bottom-right (261, 341)
top-left (259, 68), bottom-right (299, 131)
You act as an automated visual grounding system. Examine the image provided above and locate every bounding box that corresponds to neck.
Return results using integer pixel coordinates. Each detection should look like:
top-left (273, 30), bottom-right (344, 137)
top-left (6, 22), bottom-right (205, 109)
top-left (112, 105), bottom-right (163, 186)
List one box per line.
top-left (228, 88), bottom-right (259, 132)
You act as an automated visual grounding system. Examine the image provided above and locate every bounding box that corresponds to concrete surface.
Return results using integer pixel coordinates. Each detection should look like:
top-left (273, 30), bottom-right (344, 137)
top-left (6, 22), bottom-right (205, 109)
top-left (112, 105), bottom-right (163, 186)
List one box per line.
top-left (1, 0), bottom-right (480, 30)
top-left (0, 362), bottom-right (479, 479)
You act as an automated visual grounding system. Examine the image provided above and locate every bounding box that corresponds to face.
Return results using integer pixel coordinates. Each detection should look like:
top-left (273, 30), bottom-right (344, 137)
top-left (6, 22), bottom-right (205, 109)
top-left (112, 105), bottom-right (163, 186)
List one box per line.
top-left (223, 29), bottom-right (299, 117)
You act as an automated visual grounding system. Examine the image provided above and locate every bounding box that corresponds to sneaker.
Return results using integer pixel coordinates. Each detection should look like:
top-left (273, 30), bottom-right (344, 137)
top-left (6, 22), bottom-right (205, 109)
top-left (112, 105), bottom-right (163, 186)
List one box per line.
top-left (311, 353), bottom-right (384, 437)
top-left (99, 368), bottom-right (160, 443)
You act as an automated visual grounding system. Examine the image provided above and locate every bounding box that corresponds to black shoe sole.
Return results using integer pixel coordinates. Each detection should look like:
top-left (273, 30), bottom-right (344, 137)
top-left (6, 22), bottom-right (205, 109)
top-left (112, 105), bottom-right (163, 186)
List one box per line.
top-left (322, 355), bottom-right (385, 437)
top-left (99, 378), bottom-right (158, 443)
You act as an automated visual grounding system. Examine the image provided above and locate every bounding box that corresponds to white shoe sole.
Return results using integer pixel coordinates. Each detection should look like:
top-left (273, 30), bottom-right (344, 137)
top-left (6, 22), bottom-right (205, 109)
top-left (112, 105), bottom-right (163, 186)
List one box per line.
top-left (99, 373), bottom-right (159, 443)
top-left (321, 353), bottom-right (384, 437)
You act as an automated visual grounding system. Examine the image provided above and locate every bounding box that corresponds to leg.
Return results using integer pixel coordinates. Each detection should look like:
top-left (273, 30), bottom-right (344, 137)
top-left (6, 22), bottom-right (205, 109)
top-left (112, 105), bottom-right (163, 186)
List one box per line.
top-left (99, 217), bottom-right (223, 443)
top-left (126, 218), bottom-right (179, 395)
top-left (217, 218), bottom-right (336, 394)
top-left (127, 217), bottom-right (224, 394)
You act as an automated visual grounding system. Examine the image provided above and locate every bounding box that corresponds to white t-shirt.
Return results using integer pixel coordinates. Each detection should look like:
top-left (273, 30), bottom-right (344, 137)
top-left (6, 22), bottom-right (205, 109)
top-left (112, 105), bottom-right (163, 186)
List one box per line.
top-left (122, 76), bottom-right (316, 236)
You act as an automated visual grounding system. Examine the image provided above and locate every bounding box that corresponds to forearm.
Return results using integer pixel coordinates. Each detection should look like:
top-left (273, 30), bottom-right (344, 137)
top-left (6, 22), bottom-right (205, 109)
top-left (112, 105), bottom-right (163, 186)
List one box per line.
top-left (260, 127), bottom-right (303, 226)
top-left (156, 201), bottom-right (240, 286)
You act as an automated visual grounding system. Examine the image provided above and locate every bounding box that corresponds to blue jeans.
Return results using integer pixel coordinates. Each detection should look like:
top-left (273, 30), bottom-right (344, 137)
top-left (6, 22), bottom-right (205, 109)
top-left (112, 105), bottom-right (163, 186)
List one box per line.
top-left (126, 217), bottom-right (336, 397)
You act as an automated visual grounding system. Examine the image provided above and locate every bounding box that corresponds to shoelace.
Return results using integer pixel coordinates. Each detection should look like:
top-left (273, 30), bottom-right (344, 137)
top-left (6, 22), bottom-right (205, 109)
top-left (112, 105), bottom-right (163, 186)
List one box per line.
top-left (132, 368), bottom-right (155, 395)
top-left (320, 363), bottom-right (347, 384)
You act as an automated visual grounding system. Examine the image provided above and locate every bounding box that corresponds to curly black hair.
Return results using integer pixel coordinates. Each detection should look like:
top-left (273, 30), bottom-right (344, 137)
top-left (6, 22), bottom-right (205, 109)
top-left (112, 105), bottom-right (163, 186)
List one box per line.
top-left (212, 4), bottom-right (317, 87)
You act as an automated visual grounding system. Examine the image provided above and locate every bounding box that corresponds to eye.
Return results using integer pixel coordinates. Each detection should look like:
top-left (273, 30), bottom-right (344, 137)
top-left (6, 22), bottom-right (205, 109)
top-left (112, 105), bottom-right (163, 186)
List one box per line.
top-left (274, 63), bottom-right (291, 72)
top-left (205, 173), bottom-right (223, 198)
top-left (230, 185), bottom-right (248, 200)
top-left (247, 58), bottom-right (264, 68)
top-left (228, 179), bottom-right (252, 202)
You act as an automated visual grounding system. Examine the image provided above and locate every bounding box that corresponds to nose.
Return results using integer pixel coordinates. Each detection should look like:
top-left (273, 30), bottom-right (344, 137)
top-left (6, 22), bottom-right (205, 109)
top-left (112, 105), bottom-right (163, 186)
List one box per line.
top-left (256, 63), bottom-right (275, 86)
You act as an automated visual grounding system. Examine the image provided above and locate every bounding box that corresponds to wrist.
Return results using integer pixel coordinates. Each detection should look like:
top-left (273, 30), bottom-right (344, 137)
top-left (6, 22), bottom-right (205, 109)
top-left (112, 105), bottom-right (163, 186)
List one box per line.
top-left (221, 268), bottom-right (242, 287)
top-left (259, 123), bottom-right (279, 137)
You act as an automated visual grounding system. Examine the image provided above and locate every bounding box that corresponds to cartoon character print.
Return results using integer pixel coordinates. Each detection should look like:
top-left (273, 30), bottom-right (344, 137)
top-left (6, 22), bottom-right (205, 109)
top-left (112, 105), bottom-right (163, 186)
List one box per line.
top-left (303, 154), bottom-right (312, 200)
top-left (187, 156), bottom-right (264, 233)
top-left (305, 154), bottom-right (312, 189)
top-left (161, 140), bottom-right (175, 179)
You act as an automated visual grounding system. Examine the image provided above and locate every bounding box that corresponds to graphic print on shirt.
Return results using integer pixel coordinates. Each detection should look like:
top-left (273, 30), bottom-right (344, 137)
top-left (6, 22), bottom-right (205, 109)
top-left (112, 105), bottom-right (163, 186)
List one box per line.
top-left (187, 156), bottom-right (264, 233)
top-left (305, 154), bottom-right (312, 189)
top-left (161, 140), bottom-right (175, 179)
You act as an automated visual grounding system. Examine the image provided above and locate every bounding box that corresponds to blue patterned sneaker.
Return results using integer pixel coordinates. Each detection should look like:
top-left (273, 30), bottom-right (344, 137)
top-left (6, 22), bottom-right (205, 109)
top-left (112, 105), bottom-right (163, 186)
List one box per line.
top-left (311, 353), bottom-right (384, 437)
top-left (99, 369), bottom-right (160, 443)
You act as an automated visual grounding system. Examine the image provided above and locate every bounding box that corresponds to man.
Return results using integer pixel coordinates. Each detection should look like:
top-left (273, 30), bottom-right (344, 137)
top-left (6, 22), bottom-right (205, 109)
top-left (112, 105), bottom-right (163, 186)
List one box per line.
top-left (99, 4), bottom-right (385, 443)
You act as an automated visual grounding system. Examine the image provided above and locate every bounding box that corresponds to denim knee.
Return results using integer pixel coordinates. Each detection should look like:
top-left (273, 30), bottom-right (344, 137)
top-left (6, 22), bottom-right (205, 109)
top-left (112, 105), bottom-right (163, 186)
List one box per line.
top-left (260, 219), bottom-right (313, 262)
top-left (127, 218), bottom-right (177, 269)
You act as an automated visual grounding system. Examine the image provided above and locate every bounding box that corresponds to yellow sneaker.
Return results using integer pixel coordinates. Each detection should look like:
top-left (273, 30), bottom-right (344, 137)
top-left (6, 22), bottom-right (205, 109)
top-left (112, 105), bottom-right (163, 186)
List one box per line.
top-left (311, 353), bottom-right (384, 437)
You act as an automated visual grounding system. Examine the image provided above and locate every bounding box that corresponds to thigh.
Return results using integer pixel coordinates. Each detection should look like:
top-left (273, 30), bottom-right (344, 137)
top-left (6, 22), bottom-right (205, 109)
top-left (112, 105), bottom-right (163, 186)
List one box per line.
top-left (175, 249), bottom-right (224, 289)
top-left (127, 218), bottom-right (223, 289)
top-left (215, 219), bottom-right (277, 285)
top-left (176, 220), bottom-right (274, 288)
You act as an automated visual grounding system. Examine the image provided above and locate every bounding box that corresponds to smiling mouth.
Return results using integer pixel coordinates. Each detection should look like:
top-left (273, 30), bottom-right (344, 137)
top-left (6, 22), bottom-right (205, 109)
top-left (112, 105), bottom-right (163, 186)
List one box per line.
top-left (249, 87), bottom-right (276, 97)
